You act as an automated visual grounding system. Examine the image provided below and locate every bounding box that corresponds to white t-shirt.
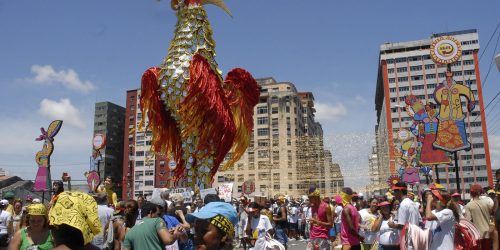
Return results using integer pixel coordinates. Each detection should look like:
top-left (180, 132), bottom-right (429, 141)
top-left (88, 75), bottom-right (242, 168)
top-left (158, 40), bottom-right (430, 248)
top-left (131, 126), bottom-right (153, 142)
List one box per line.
top-left (0, 210), bottom-right (12, 235)
top-left (303, 206), bottom-right (312, 220)
top-left (334, 205), bottom-right (343, 224)
top-left (396, 198), bottom-right (421, 226)
top-left (428, 209), bottom-right (455, 250)
top-left (288, 207), bottom-right (299, 224)
top-left (358, 208), bottom-right (377, 244)
top-left (378, 218), bottom-right (400, 246)
top-left (244, 214), bottom-right (273, 238)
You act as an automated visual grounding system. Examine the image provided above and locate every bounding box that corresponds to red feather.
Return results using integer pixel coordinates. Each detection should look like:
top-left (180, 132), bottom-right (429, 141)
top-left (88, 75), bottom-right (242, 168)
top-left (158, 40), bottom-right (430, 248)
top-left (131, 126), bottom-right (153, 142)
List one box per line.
top-left (140, 67), bottom-right (183, 172)
top-left (180, 53), bottom-right (236, 180)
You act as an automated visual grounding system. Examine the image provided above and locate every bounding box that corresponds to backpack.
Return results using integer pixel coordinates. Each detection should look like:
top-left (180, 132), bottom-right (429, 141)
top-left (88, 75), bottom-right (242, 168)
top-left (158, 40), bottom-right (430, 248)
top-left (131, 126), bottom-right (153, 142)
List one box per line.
top-left (454, 218), bottom-right (480, 250)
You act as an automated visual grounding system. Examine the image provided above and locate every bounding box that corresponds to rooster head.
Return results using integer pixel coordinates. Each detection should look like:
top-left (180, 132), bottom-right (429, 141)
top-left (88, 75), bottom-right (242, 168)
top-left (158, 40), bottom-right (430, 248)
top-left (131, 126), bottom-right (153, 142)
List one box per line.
top-left (171, 0), bottom-right (232, 16)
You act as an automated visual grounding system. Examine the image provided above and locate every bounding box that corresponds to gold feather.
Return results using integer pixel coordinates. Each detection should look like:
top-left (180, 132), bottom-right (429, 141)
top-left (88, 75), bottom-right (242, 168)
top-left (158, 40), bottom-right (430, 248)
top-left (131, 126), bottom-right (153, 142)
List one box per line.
top-left (201, 0), bottom-right (232, 17)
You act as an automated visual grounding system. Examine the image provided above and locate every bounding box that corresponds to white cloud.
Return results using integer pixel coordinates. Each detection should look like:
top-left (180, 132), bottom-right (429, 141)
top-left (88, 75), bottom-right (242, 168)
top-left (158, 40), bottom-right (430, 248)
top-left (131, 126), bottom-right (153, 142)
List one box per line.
top-left (315, 102), bottom-right (347, 123)
top-left (38, 98), bottom-right (86, 129)
top-left (489, 135), bottom-right (500, 170)
top-left (0, 115), bottom-right (92, 182)
top-left (29, 65), bottom-right (95, 93)
top-left (354, 95), bottom-right (367, 104)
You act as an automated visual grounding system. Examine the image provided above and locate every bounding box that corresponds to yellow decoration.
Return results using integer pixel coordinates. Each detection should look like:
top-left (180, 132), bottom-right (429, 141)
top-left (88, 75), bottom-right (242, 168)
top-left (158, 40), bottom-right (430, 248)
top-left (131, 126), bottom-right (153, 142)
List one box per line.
top-left (27, 204), bottom-right (47, 216)
top-left (49, 191), bottom-right (101, 245)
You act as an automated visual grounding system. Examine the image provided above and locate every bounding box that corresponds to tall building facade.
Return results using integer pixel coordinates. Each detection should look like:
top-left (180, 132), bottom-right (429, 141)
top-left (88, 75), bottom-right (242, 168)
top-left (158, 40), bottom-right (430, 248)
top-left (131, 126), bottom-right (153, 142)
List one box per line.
top-left (122, 90), bottom-right (170, 200)
top-left (93, 101), bottom-right (125, 198)
top-left (375, 30), bottom-right (493, 195)
top-left (367, 145), bottom-right (382, 195)
top-left (213, 78), bottom-right (344, 198)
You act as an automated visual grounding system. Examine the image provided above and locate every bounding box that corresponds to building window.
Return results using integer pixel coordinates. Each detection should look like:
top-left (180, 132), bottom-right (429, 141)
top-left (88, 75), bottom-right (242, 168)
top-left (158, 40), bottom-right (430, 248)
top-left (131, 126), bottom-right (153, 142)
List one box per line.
top-left (257, 117), bottom-right (268, 125)
top-left (398, 86), bottom-right (409, 92)
top-left (136, 161), bottom-right (144, 167)
top-left (257, 128), bottom-right (269, 136)
top-left (426, 74), bottom-right (436, 79)
top-left (136, 151), bottom-right (145, 157)
top-left (398, 77), bottom-right (408, 82)
top-left (257, 106), bottom-right (268, 114)
top-left (388, 68), bottom-right (395, 74)
top-left (425, 64), bottom-right (435, 70)
top-left (410, 66), bottom-right (422, 71)
top-left (271, 107), bottom-right (279, 114)
top-left (411, 75), bottom-right (423, 81)
top-left (145, 180), bottom-right (154, 186)
top-left (397, 67), bottom-right (407, 73)
top-left (145, 170), bottom-right (154, 176)
top-left (412, 85), bottom-right (425, 91)
top-left (389, 78), bottom-right (395, 83)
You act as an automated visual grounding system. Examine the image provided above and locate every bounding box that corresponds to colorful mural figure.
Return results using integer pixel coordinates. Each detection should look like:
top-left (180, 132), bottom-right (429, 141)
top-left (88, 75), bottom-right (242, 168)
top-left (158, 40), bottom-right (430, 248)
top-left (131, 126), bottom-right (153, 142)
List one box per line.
top-left (139, 0), bottom-right (260, 189)
top-left (86, 134), bottom-right (106, 192)
top-left (405, 95), bottom-right (451, 165)
top-left (34, 120), bottom-right (63, 191)
top-left (433, 71), bottom-right (476, 152)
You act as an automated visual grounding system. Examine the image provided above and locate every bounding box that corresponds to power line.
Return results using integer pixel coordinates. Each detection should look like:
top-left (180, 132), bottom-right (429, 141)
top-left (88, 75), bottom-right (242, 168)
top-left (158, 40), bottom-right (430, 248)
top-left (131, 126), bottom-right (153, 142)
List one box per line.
top-left (479, 21), bottom-right (500, 61)
top-left (481, 30), bottom-right (500, 88)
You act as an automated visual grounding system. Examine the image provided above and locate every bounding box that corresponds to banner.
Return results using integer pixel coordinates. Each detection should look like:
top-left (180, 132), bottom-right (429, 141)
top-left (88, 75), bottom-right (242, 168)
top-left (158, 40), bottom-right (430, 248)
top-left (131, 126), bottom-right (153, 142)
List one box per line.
top-left (171, 187), bottom-right (193, 203)
top-left (218, 183), bottom-right (233, 202)
top-left (199, 188), bottom-right (217, 200)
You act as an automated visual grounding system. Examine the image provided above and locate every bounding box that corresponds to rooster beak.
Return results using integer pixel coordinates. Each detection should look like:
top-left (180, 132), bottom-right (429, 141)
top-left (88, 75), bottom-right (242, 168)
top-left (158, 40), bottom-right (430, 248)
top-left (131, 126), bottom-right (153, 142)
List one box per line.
top-left (201, 0), bottom-right (232, 17)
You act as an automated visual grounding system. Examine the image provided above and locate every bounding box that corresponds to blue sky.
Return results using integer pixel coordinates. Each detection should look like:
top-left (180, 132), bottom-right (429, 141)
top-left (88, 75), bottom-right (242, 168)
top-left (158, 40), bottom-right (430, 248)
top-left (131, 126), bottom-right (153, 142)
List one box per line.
top-left (1, 0), bottom-right (499, 190)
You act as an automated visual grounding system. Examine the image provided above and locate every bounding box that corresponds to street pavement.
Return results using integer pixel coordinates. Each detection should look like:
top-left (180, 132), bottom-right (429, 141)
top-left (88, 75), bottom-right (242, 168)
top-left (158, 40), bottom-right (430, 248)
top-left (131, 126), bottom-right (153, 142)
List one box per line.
top-left (236, 238), bottom-right (342, 250)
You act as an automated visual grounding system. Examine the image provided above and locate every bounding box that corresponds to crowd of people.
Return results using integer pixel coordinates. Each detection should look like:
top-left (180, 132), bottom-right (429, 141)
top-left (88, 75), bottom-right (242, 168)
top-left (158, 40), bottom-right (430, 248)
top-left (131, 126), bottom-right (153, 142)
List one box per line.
top-left (0, 174), bottom-right (500, 250)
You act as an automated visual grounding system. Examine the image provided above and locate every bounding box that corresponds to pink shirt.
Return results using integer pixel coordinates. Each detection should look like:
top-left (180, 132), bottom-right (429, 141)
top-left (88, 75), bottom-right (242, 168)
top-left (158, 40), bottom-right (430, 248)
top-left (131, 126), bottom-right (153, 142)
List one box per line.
top-left (341, 204), bottom-right (361, 245)
top-left (310, 202), bottom-right (330, 239)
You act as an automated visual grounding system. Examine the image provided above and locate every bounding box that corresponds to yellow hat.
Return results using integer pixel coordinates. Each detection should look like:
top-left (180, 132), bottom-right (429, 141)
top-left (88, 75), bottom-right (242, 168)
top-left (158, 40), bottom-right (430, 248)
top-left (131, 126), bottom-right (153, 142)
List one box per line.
top-left (49, 191), bottom-right (101, 245)
top-left (27, 204), bottom-right (47, 216)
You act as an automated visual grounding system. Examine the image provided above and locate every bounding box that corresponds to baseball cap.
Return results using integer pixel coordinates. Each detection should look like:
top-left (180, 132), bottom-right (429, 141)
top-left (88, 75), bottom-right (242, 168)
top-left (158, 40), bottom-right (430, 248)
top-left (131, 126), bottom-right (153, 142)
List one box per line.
top-left (451, 192), bottom-right (460, 197)
top-left (186, 201), bottom-right (237, 225)
top-left (32, 198), bottom-right (41, 204)
top-left (3, 191), bottom-right (14, 199)
top-left (0, 200), bottom-right (8, 206)
top-left (246, 202), bottom-right (260, 213)
top-left (377, 201), bottom-right (391, 207)
top-left (487, 189), bottom-right (495, 195)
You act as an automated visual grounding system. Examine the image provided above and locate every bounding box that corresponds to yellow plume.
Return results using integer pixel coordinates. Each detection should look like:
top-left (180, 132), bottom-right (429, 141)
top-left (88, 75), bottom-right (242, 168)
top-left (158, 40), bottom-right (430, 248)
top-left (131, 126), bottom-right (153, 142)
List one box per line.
top-left (202, 0), bottom-right (232, 17)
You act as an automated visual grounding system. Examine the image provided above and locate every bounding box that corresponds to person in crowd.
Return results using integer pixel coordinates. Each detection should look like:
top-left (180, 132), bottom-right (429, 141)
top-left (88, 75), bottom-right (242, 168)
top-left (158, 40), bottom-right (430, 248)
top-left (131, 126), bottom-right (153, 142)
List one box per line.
top-left (287, 201), bottom-right (299, 240)
top-left (340, 187), bottom-right (363, 250)
top-left (307, 186), bottom-right (333, 250)
top-left (203, 194), bottom-right (220, 205)
top-left (451, 192), bottom-right (464, 214)
top-left (238, 196), bottom-right (249, 240)
top-left (122, 202), bottom-right (175, 250)
top-left (11, 200), bottom-right (23, 232)
top-left (0, 200), bottom-right (12, 249)
top-left (136, 194), bottom-right (145, 222)
top-left (160, 188), bottom-right (172, 208)
top-left (192, 197), bottom-right (204, 213)
top-left (371, 201), bottom-right (399, 250)
top-left (352, 193), bottom-right (360, 211)
top-left (273, 195), bottom-right (289, 248)
top-left (333, 195), bottom-right (343, 245)
top-left (465, 183), bottom-right (494, 249)
top-left (2, 193), bottom-right (15, 218)
top-left (8, 203), bottom-right (53, 250)
top-left (302, 199), bottom-right (312, 240)
top-left (388, 182), bottom-right (421, 231)
top-left (163, 202), bottom-right (192, 250)
top-left (50, 181), bottom-right (64, 206)
top-left (425, 189), bottom-right (460, 250)
top-left (49, 191), bottom-right (101, 250)
top-left (261, 199), bottom-right (274, 226)
top-left (359, 197), bottom-right (378, 249)
top-left (91, 192), bottom-right (114, 248)
top-left (113, 199), bottom-right (139, 250)
top-left (97, 176), bottom-right (118, 208)
top-left (244, 201), bottom-right (273, 249)
top-left (186, 201), bottom-right (237, 250)
top-left (169, 193), bottom-right (190, 230)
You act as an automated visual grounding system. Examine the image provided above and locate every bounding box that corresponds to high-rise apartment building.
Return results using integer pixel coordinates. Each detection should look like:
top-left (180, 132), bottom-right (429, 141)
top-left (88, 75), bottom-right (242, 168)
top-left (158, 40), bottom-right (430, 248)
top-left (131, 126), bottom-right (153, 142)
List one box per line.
top-left (122, 90), bottom-right (170, 200)
top-left (367, 145), bottom-right (382, 195)
top-left (214, 78), bottom-right (344, 198)
top-left (93, 101), bottom-right (125, 198)
top-left (375, 30), bottom-right (492, 195)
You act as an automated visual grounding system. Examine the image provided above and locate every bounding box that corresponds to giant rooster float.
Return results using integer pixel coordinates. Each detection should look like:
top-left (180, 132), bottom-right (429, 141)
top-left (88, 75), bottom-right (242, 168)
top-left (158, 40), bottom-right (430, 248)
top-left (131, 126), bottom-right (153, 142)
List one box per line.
top-left (140, 0), bottom-right (260, 189)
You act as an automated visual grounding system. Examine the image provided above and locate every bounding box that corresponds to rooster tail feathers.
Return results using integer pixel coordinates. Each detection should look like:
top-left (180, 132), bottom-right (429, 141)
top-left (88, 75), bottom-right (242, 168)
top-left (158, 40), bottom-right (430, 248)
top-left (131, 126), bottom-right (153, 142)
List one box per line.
top-left (222, 68), bottom-right (260, 171)
top-left (140, 67), bottom-right (183, 168)
top-left (181, 53), bottom-right (236, 180)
